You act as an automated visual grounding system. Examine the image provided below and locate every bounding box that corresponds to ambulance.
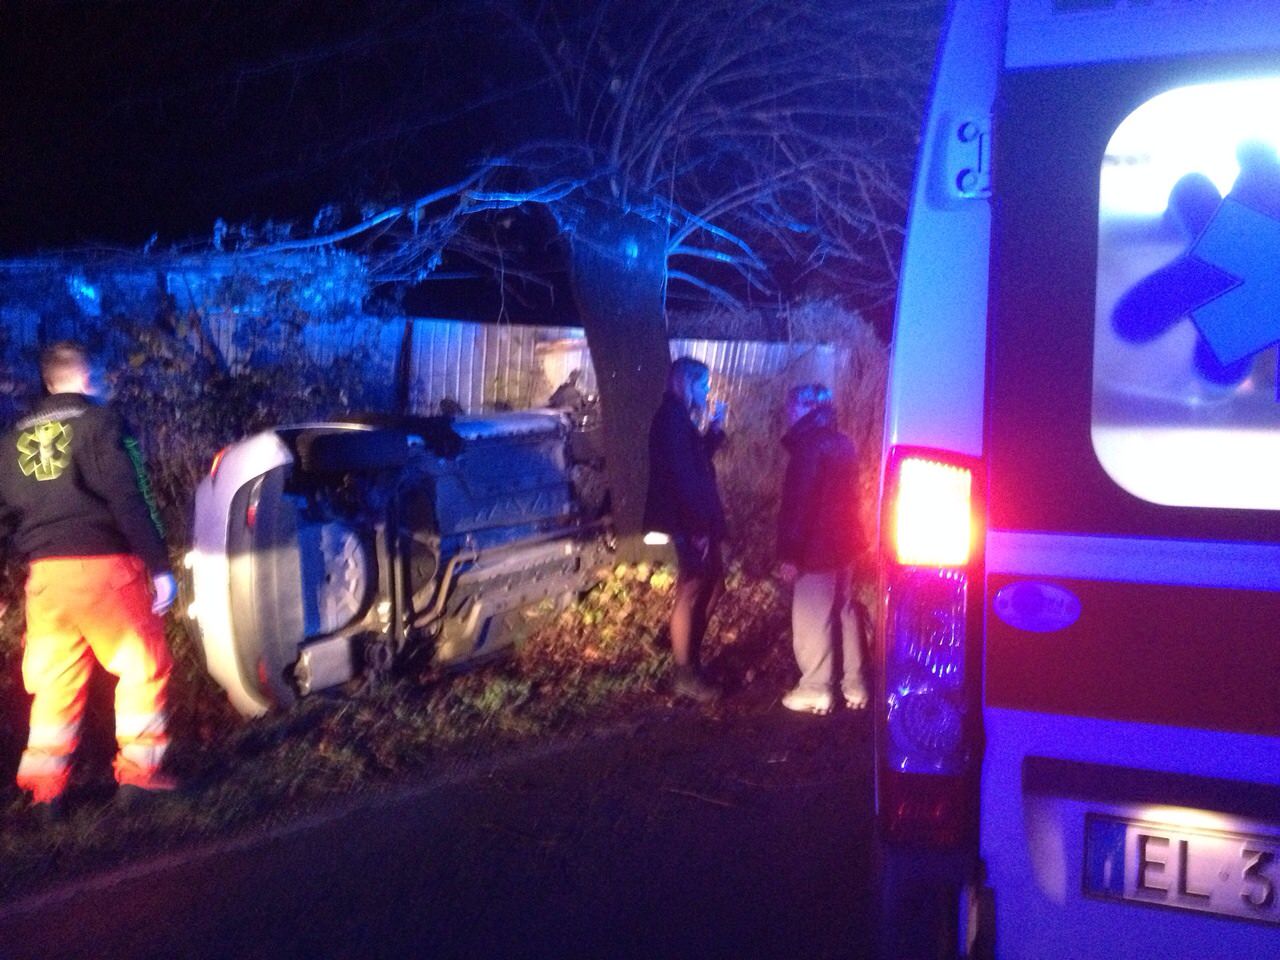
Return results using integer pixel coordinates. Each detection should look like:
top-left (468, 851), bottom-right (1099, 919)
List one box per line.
top-left (875, 1), bottom-right (1280, 956)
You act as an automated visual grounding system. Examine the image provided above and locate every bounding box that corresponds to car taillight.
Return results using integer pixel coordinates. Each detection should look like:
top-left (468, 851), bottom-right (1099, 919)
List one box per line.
top-left (209, 446), bottom-right (230, 480)
top-left (244, 476), bottom-right (264, 530)
top-left (877, 446), bottom-right (982, 848)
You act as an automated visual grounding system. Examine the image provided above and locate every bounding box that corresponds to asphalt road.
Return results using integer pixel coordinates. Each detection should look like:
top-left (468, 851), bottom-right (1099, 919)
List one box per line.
top-left (0, 703), bottom-right (877, 960)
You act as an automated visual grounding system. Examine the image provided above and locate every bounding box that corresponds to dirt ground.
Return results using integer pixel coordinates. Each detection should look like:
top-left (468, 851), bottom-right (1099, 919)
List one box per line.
top-left (0, 689), bottom-right (879, 960)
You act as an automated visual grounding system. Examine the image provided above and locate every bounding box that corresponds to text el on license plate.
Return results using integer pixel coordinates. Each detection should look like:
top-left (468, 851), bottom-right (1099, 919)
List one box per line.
top-left (1085, 814), bottom-right (1280, 925)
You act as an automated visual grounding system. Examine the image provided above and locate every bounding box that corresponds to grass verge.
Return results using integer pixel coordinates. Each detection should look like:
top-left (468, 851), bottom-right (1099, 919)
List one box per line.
top-left (0, 561), bottom-right (806, 904)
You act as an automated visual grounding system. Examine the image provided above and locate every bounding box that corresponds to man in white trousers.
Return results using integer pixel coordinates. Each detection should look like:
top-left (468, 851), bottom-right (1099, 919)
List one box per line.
top-left (776, 383), bottom-right (867, 715)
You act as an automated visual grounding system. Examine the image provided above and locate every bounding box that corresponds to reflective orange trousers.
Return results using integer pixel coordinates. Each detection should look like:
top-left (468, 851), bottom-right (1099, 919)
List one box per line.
top-left (16, 555), bottom-right (173, 803)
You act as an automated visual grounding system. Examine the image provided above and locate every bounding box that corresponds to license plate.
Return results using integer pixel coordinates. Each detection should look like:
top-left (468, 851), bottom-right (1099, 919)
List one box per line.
top-left (1084, 814), bottom-right (1280, 925)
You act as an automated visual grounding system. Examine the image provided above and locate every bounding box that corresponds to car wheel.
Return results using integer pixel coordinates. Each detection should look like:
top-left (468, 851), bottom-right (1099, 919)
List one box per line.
top-left (300, 520), bottom-right (371, 635)
top-left (297, 428), bottom-right (410, 474)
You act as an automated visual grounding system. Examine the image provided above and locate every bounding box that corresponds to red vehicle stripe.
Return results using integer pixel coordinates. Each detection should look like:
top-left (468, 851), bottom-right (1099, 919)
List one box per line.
top-left (986, 574), bottom-right (1280, 736)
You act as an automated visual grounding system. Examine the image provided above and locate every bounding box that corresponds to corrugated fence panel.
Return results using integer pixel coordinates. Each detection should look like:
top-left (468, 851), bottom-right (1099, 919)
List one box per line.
top-left (402, 319), bottom-right (844, 416)
top-left (669, 337), bottom-right (842, 408)
top-left (0, 300), bottom-right (844, 419)
top-left (3, 306), bottom-right (842, 417)
top-left (478, 322), bottom-right (497, 409)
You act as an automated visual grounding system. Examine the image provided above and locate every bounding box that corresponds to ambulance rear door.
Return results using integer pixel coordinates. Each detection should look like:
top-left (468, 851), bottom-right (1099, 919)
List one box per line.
top-left (982, 3), bottom-right (1280, 956)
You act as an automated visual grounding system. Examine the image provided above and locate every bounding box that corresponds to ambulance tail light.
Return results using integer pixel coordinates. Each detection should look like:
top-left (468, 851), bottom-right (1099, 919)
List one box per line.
top-left (877, 447), bottom-right (982, 848)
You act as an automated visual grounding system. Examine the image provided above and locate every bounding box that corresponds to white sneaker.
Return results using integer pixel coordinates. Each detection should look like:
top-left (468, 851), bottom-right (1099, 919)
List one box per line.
top-left (782, 687), bottom-right (833, 715)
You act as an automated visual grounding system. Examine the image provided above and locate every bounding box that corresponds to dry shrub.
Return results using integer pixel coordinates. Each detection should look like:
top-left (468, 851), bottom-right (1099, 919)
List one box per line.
top-left (715, 385), bottom-right (786, 574)
top-left (109, 310), bottom-right (389, 544)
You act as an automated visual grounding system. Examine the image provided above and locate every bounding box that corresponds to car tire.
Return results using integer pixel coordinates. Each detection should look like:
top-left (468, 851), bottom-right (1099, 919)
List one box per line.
top-left (297, 428), bottom-right (410, 474)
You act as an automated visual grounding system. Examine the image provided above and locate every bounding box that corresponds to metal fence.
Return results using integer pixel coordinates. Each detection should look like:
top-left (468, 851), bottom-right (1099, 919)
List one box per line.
top-left (406, 319), bottom-right (588, 414)
top-left (0, 301), bottom-right (843, 417)
top-left (402, 318), bottom-right (842, 416)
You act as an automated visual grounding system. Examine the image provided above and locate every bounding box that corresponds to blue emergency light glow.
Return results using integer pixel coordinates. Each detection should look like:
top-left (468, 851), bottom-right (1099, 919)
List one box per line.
top-left (66, 274), bottom-right (101, 316)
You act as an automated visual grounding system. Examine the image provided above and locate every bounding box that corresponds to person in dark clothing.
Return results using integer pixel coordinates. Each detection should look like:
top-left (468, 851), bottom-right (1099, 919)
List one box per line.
top-left (776, 383), bottom-right (867, 715)
top-left (0, 341), bottom-right (177, 811)
top-left (643, 356), bottom-right (727, 703)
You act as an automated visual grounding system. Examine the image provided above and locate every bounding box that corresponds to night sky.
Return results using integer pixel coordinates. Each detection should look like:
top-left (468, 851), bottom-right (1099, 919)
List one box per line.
top-left (1, 1), bottom-right (935, 330)
top-left (0, 1), bottom-right (527, 256)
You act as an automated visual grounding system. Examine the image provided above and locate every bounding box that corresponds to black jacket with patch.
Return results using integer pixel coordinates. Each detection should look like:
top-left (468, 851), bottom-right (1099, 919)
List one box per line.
top-left (0, 393), bottom-right (170, 574)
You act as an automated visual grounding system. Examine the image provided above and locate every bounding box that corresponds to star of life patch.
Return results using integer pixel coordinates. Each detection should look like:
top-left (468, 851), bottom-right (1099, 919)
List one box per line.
top-left (17, 421), bottom-right (74, 481)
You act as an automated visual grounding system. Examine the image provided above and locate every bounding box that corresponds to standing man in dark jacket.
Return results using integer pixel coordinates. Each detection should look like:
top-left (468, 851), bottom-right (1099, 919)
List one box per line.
top-left (777, 383), bottom-right (867, 715)
top-left (1, 341), bottom-right (177, 811)
top-left (643, 357), bottom-right (727, 702)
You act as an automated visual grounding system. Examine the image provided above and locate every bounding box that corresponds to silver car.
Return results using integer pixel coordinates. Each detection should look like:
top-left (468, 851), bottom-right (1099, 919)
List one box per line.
top-left (186, 410), bottom-right (611, 716)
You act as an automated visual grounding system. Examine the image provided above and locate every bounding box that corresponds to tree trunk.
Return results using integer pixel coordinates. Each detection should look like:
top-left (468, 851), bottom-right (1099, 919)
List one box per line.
top-left (566, 206), bottom-right (671, 559)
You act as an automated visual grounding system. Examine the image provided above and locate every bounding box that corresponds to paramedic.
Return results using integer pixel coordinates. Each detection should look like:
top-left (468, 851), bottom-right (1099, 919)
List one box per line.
top-left (1, 341), bottom-right (177, 812)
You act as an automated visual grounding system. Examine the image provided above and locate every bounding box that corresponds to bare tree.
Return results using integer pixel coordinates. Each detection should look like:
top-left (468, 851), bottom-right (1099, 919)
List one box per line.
top-left (259, 0), bottom-right (939, 550)
top-left (10, 0), bottom-right (937, 550)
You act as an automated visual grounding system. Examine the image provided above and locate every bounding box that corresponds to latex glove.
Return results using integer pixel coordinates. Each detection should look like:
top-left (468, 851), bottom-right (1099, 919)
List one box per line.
top-left (151, 572), bottom-right (178, 614)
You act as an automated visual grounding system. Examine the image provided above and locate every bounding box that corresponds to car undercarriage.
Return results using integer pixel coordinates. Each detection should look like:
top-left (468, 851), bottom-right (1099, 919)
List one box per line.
top-left (188, 410), bottom-right (612, 715)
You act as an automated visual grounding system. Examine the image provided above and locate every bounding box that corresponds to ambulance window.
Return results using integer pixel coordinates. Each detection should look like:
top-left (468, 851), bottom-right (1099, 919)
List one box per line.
top-left (1092, 77), bottom-right (1280, 511)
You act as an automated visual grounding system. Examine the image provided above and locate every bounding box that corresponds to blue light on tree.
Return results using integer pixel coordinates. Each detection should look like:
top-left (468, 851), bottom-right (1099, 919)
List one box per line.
top-left (66, 274), bottom-right (101, 317)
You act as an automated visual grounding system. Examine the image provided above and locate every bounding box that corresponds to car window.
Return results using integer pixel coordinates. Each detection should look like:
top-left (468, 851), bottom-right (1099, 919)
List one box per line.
top-left (1092, 76), bottom-right (1280, 511)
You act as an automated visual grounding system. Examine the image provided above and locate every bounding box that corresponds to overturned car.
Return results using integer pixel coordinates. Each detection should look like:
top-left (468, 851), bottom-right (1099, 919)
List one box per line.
top-left (186, 410), bottom-right (612, 716)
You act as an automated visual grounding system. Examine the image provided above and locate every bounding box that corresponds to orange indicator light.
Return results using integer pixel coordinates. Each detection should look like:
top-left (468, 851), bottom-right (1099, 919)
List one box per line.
top-left (209, 447), bottom-right (229, 480)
